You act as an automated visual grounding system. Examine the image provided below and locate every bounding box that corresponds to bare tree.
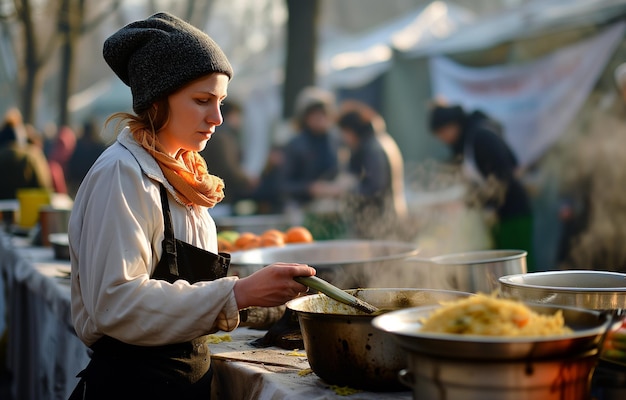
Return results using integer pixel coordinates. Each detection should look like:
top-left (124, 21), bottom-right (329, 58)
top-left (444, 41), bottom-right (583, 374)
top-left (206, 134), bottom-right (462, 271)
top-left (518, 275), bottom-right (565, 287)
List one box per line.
top-left (283, 0), bottom-right (318, 119)
top-left (2, 0), bottom-right (120, 125)
top-left (57, 0), bottom-right (121, 126)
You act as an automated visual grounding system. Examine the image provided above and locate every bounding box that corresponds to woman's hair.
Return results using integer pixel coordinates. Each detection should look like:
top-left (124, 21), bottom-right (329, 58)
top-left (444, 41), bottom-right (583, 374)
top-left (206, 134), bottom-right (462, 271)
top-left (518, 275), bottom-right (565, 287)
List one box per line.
top-left (105, 97), bottom-right (170, 139)
top-left (337, 100), bottom-right (383, 139)
top-left (428, 100), bottom-right (466, 133)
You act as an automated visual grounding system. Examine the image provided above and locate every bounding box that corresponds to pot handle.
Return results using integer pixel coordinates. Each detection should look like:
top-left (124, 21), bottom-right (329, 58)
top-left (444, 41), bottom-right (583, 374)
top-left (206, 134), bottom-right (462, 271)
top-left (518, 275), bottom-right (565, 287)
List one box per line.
top-left (398, 368), bottom-right (415, 388)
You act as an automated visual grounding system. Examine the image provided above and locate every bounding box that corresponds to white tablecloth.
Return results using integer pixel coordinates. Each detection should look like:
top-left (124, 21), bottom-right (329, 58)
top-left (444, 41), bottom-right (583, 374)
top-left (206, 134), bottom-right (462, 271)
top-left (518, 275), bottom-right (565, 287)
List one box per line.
top-left (0, 232), bottom-right (413, 400)
top-left (209, 328), bottom-right (411, 400)
top-left (0, 232), bottom-right (89, 400)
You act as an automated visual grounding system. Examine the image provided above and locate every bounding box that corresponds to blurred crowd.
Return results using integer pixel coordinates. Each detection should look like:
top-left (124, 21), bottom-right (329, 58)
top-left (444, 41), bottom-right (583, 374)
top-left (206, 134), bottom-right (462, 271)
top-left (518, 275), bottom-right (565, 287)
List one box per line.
top-left (0, 109), bottom-right (109, 202)
top-left (4, 59), bottom-right (626, 274)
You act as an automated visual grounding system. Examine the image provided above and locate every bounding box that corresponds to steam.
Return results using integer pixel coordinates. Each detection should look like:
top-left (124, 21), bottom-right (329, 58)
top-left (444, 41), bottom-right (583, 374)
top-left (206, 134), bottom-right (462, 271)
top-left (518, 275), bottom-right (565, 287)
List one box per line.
top-left (344, 159), bottom-right (495, 289)
top-left (552, 99), bottom-right (626, 272)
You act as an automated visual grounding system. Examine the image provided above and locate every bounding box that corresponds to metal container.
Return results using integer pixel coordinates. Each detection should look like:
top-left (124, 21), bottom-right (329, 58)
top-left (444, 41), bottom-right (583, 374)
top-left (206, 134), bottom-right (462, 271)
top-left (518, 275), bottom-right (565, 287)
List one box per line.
top-left (49, 233), bottom-right (70, 260)
top-left (399, 249), bottom-right (527, 294)
top-left (230, 239), bottom-right (419, 288)
top-left (372, 303), bottom-right (610, 360)
top-left (372, 303), bottom-right (611, 399)
top-left (399, 349), bottom-right (598, 400)
top-left (498, 270), bottom-right (626, 399)
top-left (38, 206), bottom-right (72, 246)
top-left (285, 288), bottom-right (472, 391)
top-left (498, 270), bottom-right (626, 311)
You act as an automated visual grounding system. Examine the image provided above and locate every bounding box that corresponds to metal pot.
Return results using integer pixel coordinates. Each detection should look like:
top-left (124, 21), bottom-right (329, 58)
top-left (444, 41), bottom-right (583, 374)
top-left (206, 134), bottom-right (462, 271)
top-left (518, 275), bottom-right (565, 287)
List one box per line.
top-left (285, 288), bottom-right (472, 391)
top-left (230, 239), bottom-right (419, 288)
top-left (372, 303), bottom-right (611, 360)
top-left (373, 303), bottom-right (611, 399)
top-left (498, 270), bottom-right (626, 399)
top-left (395, 249), bottom-right (527, 294)
top-left (399, 349), bottom-right (598, 400)
top-left (498, 270), bottom-right (626, 311)
top-left (38, 206), bottom-right (72, 246)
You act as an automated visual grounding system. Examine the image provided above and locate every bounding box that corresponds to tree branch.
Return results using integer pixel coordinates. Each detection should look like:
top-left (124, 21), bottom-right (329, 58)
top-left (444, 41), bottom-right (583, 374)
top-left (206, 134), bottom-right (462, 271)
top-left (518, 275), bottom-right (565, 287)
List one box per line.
top-left (81, 0), bottom-right (121, 35)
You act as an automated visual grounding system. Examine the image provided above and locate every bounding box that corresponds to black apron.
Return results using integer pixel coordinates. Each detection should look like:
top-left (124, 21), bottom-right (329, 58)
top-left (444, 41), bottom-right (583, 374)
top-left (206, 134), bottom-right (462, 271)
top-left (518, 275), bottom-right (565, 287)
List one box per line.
top-left (69, 184), bottom-right (230, 400)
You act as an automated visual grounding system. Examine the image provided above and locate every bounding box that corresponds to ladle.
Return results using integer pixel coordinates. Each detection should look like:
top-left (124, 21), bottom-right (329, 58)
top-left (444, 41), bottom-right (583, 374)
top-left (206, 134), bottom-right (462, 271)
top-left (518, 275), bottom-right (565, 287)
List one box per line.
top-left (294, 275), bottom-right (380, 314)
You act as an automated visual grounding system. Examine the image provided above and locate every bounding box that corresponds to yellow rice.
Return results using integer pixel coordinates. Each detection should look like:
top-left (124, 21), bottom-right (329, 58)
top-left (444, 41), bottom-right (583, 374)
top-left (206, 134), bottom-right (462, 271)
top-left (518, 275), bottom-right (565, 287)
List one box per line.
top-left (419, 293), bottom-right (572, 337)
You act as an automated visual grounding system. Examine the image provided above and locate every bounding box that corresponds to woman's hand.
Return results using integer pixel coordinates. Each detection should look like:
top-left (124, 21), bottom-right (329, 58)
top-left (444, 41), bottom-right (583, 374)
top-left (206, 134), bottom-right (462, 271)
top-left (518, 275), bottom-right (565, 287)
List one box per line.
top-left (233, 263), bottom-right (316, 309)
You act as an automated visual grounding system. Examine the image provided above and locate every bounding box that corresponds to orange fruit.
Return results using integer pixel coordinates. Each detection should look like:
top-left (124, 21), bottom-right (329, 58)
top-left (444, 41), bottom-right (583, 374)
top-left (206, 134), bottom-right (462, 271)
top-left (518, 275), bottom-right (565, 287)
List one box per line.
top-left (217, 237), bottom-right (234, 253)
top-left (234, 232), bottom-right (261, 250)
top-left (261, 229), bottom-right (285, 240)
top-left (260, 230), bottom-right (285, 248)
top-left (285, 226), bottom-right (314, 243)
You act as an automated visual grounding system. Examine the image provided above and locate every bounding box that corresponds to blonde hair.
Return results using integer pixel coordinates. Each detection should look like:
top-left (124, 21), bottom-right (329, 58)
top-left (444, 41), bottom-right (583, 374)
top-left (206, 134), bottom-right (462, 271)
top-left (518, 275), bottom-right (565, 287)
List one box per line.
top-left (105, 97), bottom-right (170, 140)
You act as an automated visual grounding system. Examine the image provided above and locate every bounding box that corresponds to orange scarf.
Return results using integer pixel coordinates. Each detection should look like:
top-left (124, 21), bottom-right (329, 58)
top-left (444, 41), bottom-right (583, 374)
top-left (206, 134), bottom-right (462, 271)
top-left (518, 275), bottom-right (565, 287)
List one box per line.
top-left (132, 129), bottom-right (224, 208)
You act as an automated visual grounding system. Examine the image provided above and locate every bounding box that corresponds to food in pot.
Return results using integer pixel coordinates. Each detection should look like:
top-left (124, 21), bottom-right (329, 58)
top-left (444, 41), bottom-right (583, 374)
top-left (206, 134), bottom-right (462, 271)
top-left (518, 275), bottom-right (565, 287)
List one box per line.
top-left (419, 293), bottom-right (572, 336)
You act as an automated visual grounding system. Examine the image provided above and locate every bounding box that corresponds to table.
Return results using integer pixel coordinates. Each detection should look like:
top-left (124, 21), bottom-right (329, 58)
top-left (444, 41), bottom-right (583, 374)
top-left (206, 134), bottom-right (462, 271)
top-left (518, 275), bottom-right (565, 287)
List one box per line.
top-left (209, 329), bottom-right (411, 399)
top-left (0, 232), bottom-right (412, 400)
top-left (0, 232), bottom-right (89, 400)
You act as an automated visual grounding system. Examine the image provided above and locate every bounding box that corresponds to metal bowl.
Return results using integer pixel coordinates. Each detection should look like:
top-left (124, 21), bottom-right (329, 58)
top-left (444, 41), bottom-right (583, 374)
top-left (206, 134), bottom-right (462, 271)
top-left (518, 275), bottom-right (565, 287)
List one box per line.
top-left (286, 288), bottom-right (473, 391)
top-left (403, 249), bottom-right (527, 293)
top-left (372, 302), bottom-right (611, 361)
top-left (229, 239), bottom-right (419, 288)
top-left (499, 270), bottom-right (626, 311)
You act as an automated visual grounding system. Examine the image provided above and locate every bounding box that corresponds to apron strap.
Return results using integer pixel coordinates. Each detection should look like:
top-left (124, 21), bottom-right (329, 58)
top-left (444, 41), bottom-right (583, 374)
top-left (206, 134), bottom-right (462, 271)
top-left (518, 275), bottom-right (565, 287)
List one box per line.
top-left (159, 183), bottom-right (179, 276)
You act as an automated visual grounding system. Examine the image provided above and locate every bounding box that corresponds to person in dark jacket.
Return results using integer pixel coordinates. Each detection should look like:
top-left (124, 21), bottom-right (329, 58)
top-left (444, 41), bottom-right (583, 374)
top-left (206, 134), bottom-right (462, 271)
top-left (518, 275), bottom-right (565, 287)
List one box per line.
top-left (0, 111), bottom-right (53, 200)
top-left (428, 102), bottom-right (535, 271)
top-left (199, 99), bottom-right (257, 208)
top-left (281, 87), bottom-right (342, 239)
top-left (67, 119), bottom-right (109, 198)
top-left (334, 101), bottom-right (407, 239)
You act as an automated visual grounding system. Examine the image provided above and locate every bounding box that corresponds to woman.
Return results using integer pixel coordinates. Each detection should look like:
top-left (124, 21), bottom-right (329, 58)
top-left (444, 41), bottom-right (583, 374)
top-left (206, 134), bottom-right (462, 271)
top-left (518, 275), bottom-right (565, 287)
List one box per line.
top-left (68, 13), bottom-right (314, 399)
top-left (332, 101), bottom-right (407, 239)
top-left (281, 86), bottom-right (342, 239)
top-left (428, 102), bottom-right (534, 270)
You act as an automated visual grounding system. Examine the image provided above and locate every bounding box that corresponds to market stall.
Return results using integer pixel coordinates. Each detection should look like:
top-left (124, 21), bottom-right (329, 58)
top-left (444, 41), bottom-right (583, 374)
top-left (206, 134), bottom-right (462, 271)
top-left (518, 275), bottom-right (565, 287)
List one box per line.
top-left (0, 231), bottom-right (413, 399)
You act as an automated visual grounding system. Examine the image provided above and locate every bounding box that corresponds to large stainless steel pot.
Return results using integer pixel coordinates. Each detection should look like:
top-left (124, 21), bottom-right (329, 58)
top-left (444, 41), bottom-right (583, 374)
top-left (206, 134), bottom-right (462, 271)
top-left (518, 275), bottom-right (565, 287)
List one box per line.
top-left (373, 303), bottom-right (611, 399)
top-left (391, 249), bottom-right (527, 293)
top-left (399, 349), bottom-right (597, 400)
top-left (230, 239), bottom-right (419, 288)
top-left (498, 270), bottom-right (626, 399)
top-left (372, 303), bottom-right (610, 360)
top-left (499, 270), bottom-right (626, 311)
top-left (285, 288), bottom-right (472, 391)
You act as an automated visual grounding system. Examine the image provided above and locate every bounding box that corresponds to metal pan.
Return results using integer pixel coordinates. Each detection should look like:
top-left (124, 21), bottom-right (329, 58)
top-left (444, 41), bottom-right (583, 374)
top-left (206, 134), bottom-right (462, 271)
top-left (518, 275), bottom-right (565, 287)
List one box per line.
top-left (403, 249), bottom-right (527, 293)
top-left (229, 239), bottom-right (419, 288)
top-left (372, 302), bottom-right (611, 360)
top-left (499, 270), bottom-right (626, 311)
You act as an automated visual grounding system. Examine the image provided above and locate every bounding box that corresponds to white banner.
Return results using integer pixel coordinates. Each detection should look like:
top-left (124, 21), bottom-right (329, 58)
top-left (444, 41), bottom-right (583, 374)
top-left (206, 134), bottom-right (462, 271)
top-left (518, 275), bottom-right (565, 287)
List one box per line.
top-left (429, 22), bottom-right (625, 167)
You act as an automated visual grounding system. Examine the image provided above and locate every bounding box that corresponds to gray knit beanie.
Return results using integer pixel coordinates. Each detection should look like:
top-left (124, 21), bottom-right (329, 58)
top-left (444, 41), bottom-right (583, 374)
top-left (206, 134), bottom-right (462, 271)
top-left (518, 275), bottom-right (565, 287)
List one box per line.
top-left (103, 12), bottom-right (233, 114)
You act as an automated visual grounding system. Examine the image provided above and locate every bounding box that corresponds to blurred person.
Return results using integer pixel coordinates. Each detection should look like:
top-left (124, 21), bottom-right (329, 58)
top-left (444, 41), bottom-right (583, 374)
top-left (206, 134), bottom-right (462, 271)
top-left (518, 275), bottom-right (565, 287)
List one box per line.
top-left (68, 12), bottom-right (314, 399)
top-left (0, 109), bottom-right (53, 200)
top-left (48, 125), bottom-right (76, 194)
top-left (250, 144), bottom-right (287, 214)
top-left (428, 101), bottom-right (535, 271)
top-left (313, 100), bottom-right (408, 240)
top-left (67, 119), bottom-right (109, 197)
top-left (281, 86), bottom-right (342, 239)
top-left (199, 99), bottom-right (257, 209)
